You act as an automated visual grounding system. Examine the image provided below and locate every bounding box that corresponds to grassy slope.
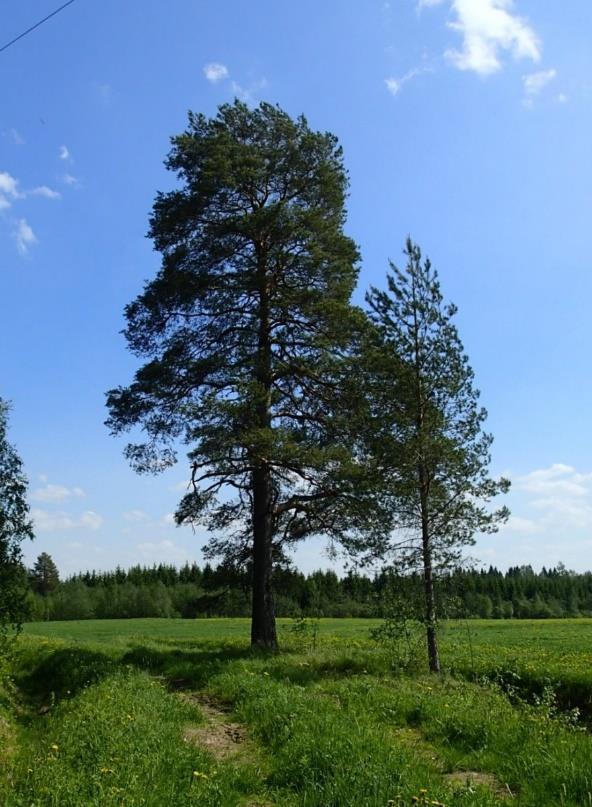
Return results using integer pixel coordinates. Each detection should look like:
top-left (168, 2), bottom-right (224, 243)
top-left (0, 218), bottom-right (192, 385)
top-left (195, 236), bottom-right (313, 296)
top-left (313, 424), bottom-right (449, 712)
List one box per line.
top-left (1, 619), bottom-right (591, 806)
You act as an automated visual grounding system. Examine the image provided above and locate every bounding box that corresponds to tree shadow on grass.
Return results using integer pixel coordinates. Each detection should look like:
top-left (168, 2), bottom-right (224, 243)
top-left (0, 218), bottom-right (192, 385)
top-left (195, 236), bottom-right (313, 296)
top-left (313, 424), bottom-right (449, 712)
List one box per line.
top-left (120, 642), bottom-right (257, 689)
top-left (15, 646), bottom-right (117, 705)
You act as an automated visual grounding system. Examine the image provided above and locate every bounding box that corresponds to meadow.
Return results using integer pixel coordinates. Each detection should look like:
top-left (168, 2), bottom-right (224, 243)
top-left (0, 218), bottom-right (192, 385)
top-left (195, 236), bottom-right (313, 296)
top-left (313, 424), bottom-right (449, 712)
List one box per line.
top-left (0, 618), bottom-right (591, 806)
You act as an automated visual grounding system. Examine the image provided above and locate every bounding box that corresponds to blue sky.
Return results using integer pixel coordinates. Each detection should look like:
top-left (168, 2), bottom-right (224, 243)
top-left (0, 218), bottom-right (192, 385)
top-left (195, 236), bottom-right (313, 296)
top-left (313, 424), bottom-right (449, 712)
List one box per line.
top-left (1, 0), bottom-right (592, 576)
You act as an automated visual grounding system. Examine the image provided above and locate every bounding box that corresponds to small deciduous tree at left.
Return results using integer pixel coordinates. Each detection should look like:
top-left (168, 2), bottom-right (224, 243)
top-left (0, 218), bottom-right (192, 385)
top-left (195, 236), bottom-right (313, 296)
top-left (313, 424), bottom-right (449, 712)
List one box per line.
top-left (0, 399), bottom-right (33, 659)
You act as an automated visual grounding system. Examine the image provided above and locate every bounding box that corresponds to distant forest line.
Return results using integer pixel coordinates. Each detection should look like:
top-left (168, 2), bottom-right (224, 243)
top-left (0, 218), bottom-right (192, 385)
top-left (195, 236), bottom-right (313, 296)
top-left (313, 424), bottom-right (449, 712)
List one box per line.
top-left (25, 562), bottom-right (592, 622)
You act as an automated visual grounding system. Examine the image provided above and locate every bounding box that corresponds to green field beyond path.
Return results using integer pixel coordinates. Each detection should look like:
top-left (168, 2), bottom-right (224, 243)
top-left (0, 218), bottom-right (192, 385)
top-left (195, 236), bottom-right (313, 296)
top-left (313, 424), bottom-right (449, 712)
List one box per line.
top-left (1, 618), bottom-right (591, 806)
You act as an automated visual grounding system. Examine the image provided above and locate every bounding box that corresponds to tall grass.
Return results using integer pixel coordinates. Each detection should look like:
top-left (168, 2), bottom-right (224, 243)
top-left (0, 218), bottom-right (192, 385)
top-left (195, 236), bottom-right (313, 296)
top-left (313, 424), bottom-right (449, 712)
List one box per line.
top-left (2, 620), bottom-right (592, 806)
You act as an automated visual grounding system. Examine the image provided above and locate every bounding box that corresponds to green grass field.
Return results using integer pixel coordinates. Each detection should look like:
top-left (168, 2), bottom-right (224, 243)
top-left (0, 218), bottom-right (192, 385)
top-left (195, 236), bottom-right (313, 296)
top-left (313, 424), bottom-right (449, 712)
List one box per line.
top-left (1, 618), bottom-right (591, 806)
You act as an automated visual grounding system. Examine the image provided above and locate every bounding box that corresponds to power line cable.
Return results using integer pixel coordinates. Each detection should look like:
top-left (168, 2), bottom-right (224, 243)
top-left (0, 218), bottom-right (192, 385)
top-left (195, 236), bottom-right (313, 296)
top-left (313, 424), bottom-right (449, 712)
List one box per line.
top-left (0, 0), bottom-right (77, 55)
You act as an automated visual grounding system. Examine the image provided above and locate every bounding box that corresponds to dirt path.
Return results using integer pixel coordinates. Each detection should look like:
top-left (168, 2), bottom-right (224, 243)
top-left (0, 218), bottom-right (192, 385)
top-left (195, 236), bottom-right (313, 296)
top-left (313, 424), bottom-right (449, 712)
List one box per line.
top-left (178, 692), bottom-right (254, 762)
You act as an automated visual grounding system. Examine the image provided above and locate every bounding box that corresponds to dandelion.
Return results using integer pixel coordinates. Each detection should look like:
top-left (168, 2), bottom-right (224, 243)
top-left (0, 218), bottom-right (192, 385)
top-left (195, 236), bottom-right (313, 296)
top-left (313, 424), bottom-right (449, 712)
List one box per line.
top-left (50, 743), bottom-right (59, 752)
top-left (192, 770), bottom-right (208, 780)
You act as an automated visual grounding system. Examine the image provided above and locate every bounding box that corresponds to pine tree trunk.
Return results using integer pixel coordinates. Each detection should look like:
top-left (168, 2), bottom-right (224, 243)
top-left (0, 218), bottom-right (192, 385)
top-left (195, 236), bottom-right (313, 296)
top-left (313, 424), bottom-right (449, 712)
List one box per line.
top-left (421, 508), bottom-right (440, 673)
top-left (418, 455), bottom-right (440, 673)
top-left (251, 464), bottom-right (277, 649)
top-left (250, 245), bottom-right (278, 650)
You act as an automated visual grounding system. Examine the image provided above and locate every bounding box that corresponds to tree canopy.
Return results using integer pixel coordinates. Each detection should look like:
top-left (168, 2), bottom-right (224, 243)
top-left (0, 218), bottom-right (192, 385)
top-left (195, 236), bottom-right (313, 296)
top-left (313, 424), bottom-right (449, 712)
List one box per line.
top-left (30, 552), bottom-right (60, 597)
top-left (106, 101), bottom-right (389, 648)
top-left (367, 240), bottom-right (510, 671)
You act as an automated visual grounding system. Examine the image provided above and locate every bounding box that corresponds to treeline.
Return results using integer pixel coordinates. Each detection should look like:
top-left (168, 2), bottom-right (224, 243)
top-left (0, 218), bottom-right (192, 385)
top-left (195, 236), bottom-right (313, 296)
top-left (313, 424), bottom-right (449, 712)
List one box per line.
top-left (25, 561), bottom-right (592, 622)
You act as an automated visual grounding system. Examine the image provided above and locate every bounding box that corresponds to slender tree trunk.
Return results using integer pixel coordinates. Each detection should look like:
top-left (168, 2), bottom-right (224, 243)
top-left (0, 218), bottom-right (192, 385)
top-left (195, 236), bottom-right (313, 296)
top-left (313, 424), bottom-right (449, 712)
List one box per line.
top-left (250, 244), bottom-right (278, 650)
top-left (251, 464), bottom-right (277, 649)
top-left (420, 480), bottom-right (440, 673)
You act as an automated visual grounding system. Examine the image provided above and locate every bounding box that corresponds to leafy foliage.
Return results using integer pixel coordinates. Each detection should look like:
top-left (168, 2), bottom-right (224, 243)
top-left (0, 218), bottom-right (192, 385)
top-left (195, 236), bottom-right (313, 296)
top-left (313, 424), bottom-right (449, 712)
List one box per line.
top-left (0, 400), bottom-right (33, 650)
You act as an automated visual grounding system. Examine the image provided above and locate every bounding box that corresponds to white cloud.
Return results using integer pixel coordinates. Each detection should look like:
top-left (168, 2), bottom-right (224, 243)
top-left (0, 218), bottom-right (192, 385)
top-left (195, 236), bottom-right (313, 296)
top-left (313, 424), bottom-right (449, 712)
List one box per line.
top-left (502, 464), bottom-right (592, 535)
top-left (31, 483), bottom-right (85, 502)
top-left (425, 0), bottom-right (541, 75)
top-left (230, 78), bottom-right (268, 105)
top-left (59, 145), bottom-right (70, 161)
top-left (136, 539), bottom-right (192, 564)
top-left (385, 66), bottom-right (432, 96)
top-left (30, 185), bottom-right (61, 200)
top-left (522, 67), bottom-right (556, 106)
top-left (162, 512), bottom-right (176, 525)
top-left (514, 464), bottom-right (592, 498)
top-left (2, 128), bottom-right (25, 145)
top-left (0, 172), bottom-right (20, 197)
top-left (32, 508), bottom-right (103, 532)
top-left (501, 515), bottom-right (539, 534)
top-left (417, 0), bottom-right (446, 8)
top-left (523, 68), bottom-right (556, 97)
top-left (481, 463), bottom-right (592, 570)
top-left (558, 93), bottom-right (568, 104)
top-left (203, 62), bottom-right (229, 83)
top-left (123, 509), bottom-right (149, 523)
top-left (14, 218), bottom-right (37, 255)
top-left (0, 171), bottom-right (22, 210)
top-left (61, 173), bottom-right (80, 187)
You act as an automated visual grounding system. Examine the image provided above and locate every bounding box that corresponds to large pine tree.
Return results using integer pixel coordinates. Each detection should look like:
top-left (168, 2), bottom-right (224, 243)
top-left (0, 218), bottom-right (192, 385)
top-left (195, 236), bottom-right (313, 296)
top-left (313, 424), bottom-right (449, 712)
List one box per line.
top-left (106, 101), bottom-right (387, 649)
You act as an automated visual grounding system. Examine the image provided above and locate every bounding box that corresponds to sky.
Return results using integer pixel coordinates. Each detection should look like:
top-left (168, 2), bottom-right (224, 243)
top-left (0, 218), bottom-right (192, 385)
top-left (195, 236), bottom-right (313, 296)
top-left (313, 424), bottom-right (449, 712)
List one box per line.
top-left (1, 0), bottom-right (592, 577)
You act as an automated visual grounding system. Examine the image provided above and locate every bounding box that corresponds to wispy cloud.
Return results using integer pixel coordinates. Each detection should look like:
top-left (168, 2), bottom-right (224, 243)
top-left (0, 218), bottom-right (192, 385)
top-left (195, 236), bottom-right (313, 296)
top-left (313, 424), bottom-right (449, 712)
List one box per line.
top-left (503, 464), bottom-right (592, 534)
top-left (202, 62), bottom-right (266, 105)
top-left (59, 145), bottom-right (71, 161)
top-left (32, 508), bottom-right (103, 532)
top-left (501, 514), bottom-right (539, 534)
top-left (385, 66), bottom-right (432, 96)
top-left (522, 68), bottom-right (556, 106)
top-left (417, 0), bottom-right (446, 8)
top-left (30, 185), bottom-right (61, 200)
top-left (231, 78), bottom-right (268, 105)
top-left (61, 173), bottom-right (80, 187)
top-left (123, 509), bottom-right (149, 523)
top-left (14, 218), bottom-right (37, 255)
top-left (136, 538), bottom-right (192, 564)
top-left (31, 482), bottom-right (85, 502)
top-left (516, 464), bottom-right (592, 499)
top-left (422, 0), bottom-right (541, 76)
top-left (2, 128), bottom-right (25, 145)
top-left (203, 62), bottom-right (229, 83)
